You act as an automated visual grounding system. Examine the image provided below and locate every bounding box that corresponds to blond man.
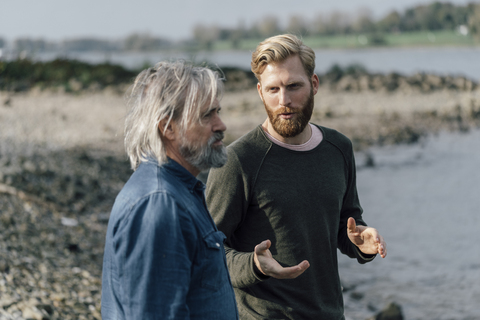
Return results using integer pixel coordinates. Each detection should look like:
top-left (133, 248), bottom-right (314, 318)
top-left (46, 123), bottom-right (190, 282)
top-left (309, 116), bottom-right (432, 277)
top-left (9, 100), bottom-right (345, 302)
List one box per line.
top-left (206, 35), bottom-right (386, 319)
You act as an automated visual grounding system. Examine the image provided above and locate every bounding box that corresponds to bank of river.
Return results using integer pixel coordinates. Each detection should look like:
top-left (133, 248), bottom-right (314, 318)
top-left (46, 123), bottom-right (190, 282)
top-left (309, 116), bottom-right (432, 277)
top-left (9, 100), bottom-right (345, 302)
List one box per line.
top-left (340, 129), bottom-right (480, 320)
top-left (1, 89), bottom-right (479, 319)
top-left (26, 46), bottom-right (480, 81)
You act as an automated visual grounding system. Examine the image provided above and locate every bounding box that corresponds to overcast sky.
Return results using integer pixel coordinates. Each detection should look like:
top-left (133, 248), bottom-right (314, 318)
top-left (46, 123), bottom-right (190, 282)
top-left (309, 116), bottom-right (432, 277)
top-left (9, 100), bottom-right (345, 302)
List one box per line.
top-left (1, 0), bottom-right (477, 41)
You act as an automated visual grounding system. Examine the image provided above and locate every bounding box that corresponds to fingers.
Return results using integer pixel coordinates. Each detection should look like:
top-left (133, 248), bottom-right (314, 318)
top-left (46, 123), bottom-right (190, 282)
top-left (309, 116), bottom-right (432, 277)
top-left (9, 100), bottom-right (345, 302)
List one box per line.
top-left (378, 235), bottom-right (387, 258)
top-left (254, 240), bottom-right (310, 279)
top-left (370, 230), bottom-right (387, 258)
top-left (271, 260), bottom-right (310, 279)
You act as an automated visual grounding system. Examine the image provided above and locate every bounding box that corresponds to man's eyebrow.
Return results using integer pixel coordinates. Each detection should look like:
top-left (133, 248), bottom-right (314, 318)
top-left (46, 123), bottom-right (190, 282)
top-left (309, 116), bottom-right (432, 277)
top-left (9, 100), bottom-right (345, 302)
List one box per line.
top-left (202, 106), bottom-right (221, 115)
top-left (287, 80), bottom-right (305, 85)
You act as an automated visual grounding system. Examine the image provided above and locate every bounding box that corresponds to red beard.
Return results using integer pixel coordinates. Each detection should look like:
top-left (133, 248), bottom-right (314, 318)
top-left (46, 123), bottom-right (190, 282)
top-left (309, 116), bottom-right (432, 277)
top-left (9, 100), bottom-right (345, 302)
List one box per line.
top-left (264, 88), bottom-right (314, 138)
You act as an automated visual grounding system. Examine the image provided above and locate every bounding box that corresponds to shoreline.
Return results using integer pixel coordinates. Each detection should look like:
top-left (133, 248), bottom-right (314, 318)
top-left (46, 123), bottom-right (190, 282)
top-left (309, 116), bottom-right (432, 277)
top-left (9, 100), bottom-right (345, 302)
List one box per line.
top-left (1, 88), bottom-right (479, 319)
top-left (2, 84), bottom-right (479, 151)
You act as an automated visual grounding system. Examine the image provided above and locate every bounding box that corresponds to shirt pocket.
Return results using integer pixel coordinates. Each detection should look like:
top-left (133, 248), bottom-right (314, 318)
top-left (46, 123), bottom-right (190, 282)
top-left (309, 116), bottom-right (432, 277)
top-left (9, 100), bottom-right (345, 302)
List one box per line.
top-left (201, 231), bottom-right (227, 291)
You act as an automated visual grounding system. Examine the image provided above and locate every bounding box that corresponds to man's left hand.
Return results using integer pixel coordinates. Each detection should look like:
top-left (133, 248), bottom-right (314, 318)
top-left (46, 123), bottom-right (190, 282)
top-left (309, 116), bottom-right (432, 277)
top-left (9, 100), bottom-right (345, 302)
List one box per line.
top-left (347, 217), bottom-right (387, 258)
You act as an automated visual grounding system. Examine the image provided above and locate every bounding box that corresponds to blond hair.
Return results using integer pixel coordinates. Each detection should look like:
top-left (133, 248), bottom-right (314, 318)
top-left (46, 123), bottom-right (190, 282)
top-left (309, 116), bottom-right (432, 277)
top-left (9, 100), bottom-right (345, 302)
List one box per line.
top-left (251, 34), bottom-right (316, 81)
top-left (124, 60), bottom-right (224, 170)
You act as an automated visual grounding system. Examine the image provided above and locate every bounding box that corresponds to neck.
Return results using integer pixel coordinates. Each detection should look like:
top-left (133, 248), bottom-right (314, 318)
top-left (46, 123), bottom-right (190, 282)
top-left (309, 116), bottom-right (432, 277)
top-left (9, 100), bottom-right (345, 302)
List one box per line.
top-left (262, 119), bottom-right (312, 145)
top-left (165, 145), bottom-right (200, 177)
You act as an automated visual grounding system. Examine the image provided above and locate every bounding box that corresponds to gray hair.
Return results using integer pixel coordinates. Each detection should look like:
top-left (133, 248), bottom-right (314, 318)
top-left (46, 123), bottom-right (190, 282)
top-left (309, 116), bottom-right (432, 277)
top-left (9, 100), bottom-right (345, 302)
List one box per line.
top-left (124, 60), bottom-right (224, 170)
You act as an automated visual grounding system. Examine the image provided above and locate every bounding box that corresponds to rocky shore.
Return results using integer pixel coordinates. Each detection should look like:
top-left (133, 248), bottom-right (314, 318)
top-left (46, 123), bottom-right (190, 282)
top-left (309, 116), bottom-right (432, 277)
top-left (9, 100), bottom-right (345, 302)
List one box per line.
top-left (1, 70), bottom-right (479, 319)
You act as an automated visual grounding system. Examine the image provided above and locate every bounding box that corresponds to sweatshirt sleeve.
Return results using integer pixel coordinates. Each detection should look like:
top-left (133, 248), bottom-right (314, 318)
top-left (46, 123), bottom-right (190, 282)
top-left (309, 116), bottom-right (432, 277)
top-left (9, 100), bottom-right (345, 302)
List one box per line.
top-left (206, 147), bottom-right (268, 288)
top-left (336, 139), bottom-right (376, 264)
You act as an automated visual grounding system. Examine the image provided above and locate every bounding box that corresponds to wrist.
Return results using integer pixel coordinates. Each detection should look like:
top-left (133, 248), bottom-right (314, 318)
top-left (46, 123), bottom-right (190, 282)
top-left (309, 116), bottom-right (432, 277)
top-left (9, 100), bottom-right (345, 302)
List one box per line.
top-left (252, 256), bottom-right (269, 280)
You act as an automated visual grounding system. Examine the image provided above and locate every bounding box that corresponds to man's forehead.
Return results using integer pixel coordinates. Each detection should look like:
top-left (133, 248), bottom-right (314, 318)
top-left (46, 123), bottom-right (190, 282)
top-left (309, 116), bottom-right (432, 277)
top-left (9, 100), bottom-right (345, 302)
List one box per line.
top-left (259, 55), bottom-right (309, 84)
top-left (200, 99), bottom-right (220, 113)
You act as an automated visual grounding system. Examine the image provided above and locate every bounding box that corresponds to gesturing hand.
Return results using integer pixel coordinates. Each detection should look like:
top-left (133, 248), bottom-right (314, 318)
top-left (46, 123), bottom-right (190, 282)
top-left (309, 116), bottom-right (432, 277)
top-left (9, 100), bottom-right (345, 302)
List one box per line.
top-left (253, 240), bottom-right (310, 279)
top-left (347, 217), bottom-right (387, 258)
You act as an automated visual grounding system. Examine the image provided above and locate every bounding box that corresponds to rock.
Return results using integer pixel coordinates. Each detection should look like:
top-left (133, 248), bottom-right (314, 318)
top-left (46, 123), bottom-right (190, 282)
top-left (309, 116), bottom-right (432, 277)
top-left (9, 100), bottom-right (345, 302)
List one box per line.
top-left (36, 303), bottom-right (54, 315)
top-left (22, 306), bottom-right (49, 320)
top-left (369, 302), bottom-right (404, 320)
top-left (336, 75), bottom-right (358, 91)
top-left (3, 96), bottom-right (11, 106)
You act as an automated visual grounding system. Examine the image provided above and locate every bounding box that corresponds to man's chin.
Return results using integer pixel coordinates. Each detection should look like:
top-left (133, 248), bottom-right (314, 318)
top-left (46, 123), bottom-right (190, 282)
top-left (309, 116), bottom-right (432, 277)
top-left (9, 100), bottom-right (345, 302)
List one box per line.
top-left (187, 146), bottom-right (228, 171)
top-left (272, 121), bottom-right (306, 138)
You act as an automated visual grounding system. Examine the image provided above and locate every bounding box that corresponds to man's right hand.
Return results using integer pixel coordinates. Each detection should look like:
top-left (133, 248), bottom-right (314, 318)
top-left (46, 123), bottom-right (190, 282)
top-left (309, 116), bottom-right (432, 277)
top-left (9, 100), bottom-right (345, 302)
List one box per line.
top-left (253, 240), bottom-right (310, 279)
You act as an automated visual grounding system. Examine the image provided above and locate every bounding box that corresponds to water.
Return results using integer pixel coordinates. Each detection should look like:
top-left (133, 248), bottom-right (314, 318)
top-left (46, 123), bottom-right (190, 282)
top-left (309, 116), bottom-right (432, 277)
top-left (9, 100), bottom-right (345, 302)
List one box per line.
top-left (22, 46), bottom-right (480, 81)
top-left (340, 129), bottom-right (480, 320)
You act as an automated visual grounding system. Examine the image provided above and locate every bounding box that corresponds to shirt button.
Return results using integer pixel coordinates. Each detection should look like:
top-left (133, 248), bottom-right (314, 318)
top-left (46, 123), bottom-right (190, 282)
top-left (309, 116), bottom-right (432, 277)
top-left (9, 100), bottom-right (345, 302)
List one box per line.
top-left (215, 243), bottom-right (220, 247)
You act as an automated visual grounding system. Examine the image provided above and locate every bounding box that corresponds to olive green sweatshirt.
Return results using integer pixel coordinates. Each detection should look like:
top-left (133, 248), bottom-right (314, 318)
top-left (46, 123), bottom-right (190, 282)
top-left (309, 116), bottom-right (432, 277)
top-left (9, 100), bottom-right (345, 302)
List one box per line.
top-left (206, 125), bottom-right (374, 320)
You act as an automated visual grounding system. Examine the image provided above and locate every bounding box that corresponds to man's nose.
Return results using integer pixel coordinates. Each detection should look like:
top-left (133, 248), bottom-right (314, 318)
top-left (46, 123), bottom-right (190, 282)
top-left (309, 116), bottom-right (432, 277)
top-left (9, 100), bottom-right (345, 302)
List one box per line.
top-left (279, 89), bottom-right (291, 107)
top-left (213, 113), bottom-right (227, 133)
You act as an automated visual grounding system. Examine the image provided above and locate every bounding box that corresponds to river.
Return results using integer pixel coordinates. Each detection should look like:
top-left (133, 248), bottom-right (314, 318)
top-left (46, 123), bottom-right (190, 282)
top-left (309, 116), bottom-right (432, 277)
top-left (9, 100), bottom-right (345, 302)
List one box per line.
top-left (27, 46), bottom-right (480, 81)
top-left (340, 129), bottom-right (480, 320)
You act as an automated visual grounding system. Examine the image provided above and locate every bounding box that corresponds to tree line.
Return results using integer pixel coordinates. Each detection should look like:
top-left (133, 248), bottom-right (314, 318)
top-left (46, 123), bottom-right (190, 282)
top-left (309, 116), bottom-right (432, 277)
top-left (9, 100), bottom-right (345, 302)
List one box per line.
top-left (1, 1), bottom-right (479, 54)
top-left (193, 1), bottom-right (480, 48)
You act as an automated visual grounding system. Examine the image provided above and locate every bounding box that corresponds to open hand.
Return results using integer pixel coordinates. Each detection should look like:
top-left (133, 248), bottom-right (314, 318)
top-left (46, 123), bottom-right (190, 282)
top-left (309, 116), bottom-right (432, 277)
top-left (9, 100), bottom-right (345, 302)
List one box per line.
top-left (254, 240), bottom-right (310, 279)
top-left (347, 217), bottom-right (387, 258)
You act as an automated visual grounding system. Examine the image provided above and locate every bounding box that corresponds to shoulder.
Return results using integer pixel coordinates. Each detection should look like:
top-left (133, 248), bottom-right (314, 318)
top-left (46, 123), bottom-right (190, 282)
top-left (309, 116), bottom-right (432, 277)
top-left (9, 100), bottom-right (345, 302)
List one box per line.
top-left (120, 161), bottom-right (188, 202)
top-left (112, 163), bottom-right (191, 225)
top-left (316, 124), bottom-right (354, 157)
top-left (227, 125), bottom-right (272, 166)
top-left (207, 126), bottom-right (271, 188)
top-left (109, 188), bottom-right (193, 245)
top-left (229, 125), bottom-right (271, 153)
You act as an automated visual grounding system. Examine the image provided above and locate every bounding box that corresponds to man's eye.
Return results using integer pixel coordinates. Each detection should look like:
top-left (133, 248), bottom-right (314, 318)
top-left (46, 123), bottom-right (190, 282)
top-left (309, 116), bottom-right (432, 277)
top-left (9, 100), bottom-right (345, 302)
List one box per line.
top-left (203, 109), bottom-right (219, 118)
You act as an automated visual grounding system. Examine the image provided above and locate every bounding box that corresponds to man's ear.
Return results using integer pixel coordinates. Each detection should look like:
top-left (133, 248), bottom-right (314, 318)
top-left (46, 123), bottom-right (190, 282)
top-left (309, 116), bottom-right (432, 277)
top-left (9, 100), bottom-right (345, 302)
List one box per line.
top-left (158, 119), bottom-right (176, 141)
top-left (311, 74), bottom-right (320, 95)
top-left (257, 82), bottom-right (264, 102)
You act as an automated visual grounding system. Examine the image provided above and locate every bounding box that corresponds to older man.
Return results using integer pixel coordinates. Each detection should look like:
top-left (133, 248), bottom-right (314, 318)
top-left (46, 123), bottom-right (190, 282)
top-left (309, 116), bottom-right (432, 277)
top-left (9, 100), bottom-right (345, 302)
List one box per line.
top-left (101, 61), bottom-right (238, 319)
top-left (206, 34), bottom-right (387, 319)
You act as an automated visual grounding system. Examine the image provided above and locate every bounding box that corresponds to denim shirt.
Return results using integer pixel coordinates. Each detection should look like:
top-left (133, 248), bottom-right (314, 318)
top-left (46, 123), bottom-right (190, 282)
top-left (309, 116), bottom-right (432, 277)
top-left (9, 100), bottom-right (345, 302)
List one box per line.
top-left (101, 158), bottom-right (238, 320)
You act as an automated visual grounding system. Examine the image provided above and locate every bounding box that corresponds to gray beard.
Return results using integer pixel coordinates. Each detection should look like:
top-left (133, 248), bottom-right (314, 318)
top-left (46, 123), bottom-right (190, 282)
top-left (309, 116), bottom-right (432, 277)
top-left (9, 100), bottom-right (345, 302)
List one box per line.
top-left (179, 131), bottom-right (228, 172)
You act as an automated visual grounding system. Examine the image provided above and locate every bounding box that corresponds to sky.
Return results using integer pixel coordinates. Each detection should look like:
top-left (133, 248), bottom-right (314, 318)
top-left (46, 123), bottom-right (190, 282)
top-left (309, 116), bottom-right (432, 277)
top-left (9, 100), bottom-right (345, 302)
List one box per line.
top-left (1, 0), bottom-right (477, 41)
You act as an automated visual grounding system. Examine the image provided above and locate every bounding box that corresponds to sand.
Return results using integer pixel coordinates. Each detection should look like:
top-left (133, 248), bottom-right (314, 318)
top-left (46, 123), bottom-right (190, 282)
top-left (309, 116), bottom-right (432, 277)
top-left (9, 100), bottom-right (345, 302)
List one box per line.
top-left (1, 87), bottom-right (479, 154)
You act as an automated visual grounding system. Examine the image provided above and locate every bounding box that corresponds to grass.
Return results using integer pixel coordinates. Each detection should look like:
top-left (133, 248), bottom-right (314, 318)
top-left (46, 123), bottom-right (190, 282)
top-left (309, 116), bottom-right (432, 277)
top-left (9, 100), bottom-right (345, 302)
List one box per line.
top-left (211, 30), bottom-right (478, 51)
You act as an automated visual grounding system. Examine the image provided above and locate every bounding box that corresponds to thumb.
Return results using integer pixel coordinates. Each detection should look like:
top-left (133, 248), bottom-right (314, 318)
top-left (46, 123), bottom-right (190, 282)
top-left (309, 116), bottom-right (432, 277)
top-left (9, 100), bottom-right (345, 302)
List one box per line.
top-left (347, 217), bottom-right (357, 233)
top-left (255, 240), bottom-right (271, 254)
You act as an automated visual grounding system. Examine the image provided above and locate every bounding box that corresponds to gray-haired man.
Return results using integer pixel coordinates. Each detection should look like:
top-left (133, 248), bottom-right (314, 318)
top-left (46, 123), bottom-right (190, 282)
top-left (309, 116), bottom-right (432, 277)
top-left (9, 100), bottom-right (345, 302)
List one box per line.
top-left (102, 61), bottom-right (238, 319)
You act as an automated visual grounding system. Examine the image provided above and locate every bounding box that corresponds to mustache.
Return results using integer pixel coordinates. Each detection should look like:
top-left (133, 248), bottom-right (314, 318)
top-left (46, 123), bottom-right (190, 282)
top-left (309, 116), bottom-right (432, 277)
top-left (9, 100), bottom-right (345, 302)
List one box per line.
top-left (277, 107), bottom-right (298, 115)
top-left (208, 131), bottom-right (225, 146)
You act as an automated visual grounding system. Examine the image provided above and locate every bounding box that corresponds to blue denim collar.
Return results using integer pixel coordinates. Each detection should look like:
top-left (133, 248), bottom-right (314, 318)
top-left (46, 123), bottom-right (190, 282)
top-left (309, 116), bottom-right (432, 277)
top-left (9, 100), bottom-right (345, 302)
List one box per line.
top-left (144, 157), bottom-right (205, 193)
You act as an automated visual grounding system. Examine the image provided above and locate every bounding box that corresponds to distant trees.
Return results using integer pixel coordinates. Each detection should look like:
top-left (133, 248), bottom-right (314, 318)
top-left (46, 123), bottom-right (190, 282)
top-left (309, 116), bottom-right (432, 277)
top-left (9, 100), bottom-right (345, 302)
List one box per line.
top-left (468, 3), bottom-right (480, 39)
top-left (286, 15), bottom-right (308, 36)
top-left (311, 11), bottom-right (353, 35)
top-left (352, 8), bottom-right (376, 34)
top-left (123, 33), bottom-right (172, 51)
top-left (254, 16), bottom-right (281, 38)
top-left (398, 2), bottom-right (469, 31)
top-left (62, 38), bottom-right (121, 52)
top-left (188, 1), bottom-right (480, 42)
top-left (377, 11), bottom-right (402, 33)
top-left (193, 24), bottom-right (220, 49)
top-left (5, 0), bottom-right (479, 57)
top-left (13, 38), bottom-right (56, 53)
